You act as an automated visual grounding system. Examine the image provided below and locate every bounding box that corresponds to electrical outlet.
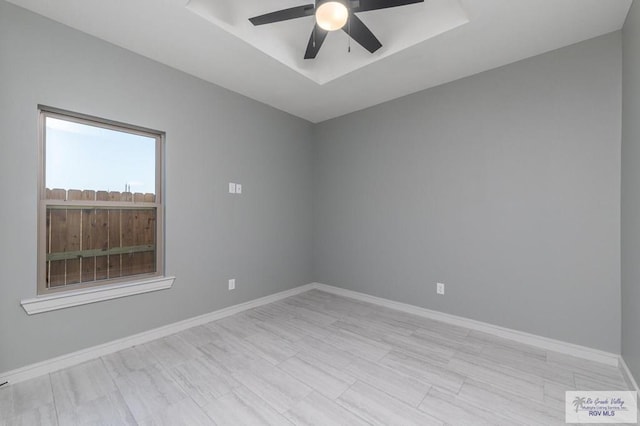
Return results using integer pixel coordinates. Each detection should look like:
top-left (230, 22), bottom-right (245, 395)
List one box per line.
top-left (228, 278), bottom-right (236, 290)
top-left (436, 282), bottom-right (445, 295)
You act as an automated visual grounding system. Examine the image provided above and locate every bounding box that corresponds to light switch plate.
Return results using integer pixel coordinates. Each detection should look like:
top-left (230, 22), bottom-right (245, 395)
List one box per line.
top-left (229, 183), bottom-right (236, 194)
top-left (228, 279), bottom-right (236, 290)
top-left (236, 184), bottom-right (242, 194)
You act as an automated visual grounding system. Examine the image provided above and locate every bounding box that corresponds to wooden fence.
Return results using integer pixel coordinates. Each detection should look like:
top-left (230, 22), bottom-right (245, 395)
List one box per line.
top-left (45, 188), bottom-right (157, 288)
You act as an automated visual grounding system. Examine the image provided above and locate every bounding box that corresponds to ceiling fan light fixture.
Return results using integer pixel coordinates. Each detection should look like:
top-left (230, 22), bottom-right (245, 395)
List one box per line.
top-left (315, 0), bottom-right (349, 31)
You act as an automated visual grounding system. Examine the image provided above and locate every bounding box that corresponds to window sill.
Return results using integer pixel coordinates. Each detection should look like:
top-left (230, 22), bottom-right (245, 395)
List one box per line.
top-left (20, 276), bottom-right (175, 315)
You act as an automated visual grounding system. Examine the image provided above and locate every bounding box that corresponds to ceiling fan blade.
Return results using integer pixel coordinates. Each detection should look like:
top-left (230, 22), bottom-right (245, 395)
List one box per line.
top-left (350, 0), bottom-right (423, 13)
top-left (344, 14), bottom-right (382, 53)
top-left (304, 24), bottom-right (329, 59)
top-left (249, 4), bottom-right (315, 26)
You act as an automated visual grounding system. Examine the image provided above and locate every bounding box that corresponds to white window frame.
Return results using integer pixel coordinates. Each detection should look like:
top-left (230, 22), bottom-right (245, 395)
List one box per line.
top-left (24, 106), bottom-right (172, 313)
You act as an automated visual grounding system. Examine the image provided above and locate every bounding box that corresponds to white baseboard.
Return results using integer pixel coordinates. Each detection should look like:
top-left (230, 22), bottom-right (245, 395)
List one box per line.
top-left (311, 282), bottom-right (620, 367)
top-left (620, 356), bottom-right (640, 393)
top-left (1, 281), bottom-right (624, 386)
top-left (0, 283), bottom-right (315, 385)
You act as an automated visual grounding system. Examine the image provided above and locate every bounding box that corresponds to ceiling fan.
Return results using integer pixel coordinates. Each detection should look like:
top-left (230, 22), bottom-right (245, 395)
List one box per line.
top-left (249, 0), bottom-right (425, 59)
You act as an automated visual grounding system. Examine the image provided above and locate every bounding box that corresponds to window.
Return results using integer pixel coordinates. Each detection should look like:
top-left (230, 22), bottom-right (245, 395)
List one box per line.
top-left (38, 106), bottom-right (164, 295)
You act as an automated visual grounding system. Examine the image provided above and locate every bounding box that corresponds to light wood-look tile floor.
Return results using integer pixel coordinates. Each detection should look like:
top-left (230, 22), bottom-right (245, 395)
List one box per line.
top-left (0, 290), bottom-right (635, 425)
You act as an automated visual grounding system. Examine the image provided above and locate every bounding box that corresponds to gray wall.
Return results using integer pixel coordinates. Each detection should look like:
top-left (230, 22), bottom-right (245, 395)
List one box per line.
top-left (0, 1), bottom-right (313, 373)
top-left (622, 1), bottom-right (640, 384)
top-left (0, 0), bottom-right (628, 375)
top-left (314, 33), bottom-right (622, 353)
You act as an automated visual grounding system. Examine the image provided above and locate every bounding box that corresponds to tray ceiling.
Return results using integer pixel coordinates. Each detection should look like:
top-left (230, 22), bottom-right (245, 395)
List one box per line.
top-left (4, 0), bottom-right (633, 122)
top-left (186, 0), bottom-right (469, 84)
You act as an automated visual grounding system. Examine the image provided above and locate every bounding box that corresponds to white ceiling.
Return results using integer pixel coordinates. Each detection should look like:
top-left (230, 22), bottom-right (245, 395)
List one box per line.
top-left (186, 0), bottom-right (469, 84)
top-left (6, 0), bottom-right (632, 123)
